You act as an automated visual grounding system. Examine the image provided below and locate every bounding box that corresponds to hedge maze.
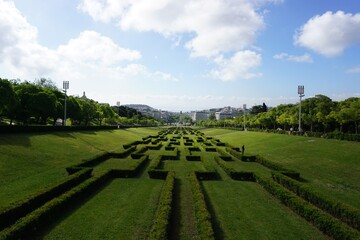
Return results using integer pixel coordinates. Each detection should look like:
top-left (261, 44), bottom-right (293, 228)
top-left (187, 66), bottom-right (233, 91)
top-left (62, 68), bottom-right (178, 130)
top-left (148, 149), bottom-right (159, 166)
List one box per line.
top-left (1, 127), bottom-right (360, 239)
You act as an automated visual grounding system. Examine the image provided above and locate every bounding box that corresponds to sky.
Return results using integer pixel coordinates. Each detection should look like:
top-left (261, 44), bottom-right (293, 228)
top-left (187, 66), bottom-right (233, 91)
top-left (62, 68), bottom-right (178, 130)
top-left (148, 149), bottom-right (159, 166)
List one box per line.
top-left (0, 0), bottom-right (359, 112)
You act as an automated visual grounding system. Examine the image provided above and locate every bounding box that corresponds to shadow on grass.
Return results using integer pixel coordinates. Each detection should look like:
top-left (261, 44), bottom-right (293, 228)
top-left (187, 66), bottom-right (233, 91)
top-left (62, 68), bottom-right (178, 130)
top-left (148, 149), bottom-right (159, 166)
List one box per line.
top-left (200, 180), bottom-right (224, 240)
top-left (33, 178), bottom-right (112, 239)
top-left (0, 134), bottom-right (31, 147)
top-left (169, 178), bottom-right (181, 240)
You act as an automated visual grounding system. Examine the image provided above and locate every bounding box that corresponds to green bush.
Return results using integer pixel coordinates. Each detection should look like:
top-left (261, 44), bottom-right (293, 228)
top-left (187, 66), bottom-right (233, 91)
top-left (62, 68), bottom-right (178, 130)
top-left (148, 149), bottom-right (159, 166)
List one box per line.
top-left (0, 125), bottom-right (119, 134)
top-left (0, 171), bottom-right (111, 239)
top-left (189, 173), bottom-right (215, 239)
top-left (148, 171), bottom-right (175, 240)
top-left (271, 172), bottom-right (360, 231)
top-left (255, 174), bottom-right (360, 240)
top-left (0, 169), bottom-right (92, 230)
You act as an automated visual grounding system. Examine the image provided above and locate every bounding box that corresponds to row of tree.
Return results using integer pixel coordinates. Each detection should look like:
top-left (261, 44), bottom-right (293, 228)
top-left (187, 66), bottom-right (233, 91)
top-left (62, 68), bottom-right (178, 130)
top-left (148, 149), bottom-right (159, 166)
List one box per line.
top-left (197, 95), bottom-right (360, 134)
top-left (0, 78), bottom-right (159, 126)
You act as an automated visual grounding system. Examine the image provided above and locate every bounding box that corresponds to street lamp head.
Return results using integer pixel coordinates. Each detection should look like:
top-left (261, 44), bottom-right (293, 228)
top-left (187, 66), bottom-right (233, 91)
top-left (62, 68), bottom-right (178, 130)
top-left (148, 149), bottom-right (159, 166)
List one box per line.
top-left (63, 81), bottom-right (69, 90)
top-left (116, 101), bottom-right (120, 107)
top-left (298, 85), bottom-right (304, 95)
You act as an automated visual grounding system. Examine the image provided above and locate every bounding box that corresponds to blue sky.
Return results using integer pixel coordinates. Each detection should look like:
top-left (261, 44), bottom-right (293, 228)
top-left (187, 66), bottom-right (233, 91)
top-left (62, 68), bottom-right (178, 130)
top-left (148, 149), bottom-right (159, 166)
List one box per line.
top-left (0, 0), bottom-right (359, 111)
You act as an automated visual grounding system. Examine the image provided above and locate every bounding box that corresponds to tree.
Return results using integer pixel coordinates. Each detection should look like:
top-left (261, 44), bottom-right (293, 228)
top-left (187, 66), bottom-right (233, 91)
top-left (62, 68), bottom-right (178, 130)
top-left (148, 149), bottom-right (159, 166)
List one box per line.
top-left (78, 99), bottom-right (97, 125)
top-left (0, 78), bottom-right (17, 117)
top-left (209, 113), bottom-right (216, 121)
top-left (34, 78), bottom-right (58, 91)
top-left (28, 90), bottom-right (57, 124)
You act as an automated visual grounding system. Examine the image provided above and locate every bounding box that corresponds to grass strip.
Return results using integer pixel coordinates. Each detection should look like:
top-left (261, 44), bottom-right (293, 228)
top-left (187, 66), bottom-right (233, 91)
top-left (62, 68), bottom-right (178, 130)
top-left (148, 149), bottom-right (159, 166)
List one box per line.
top-left (0, 171), bottom-right (111, 240)
top-left (189, 173), bottom-right (215, 239)
top-left (148, 171), bottom-right (175, 240)
top-left (271, 171), bottom-right (360, 231)
top-left (255, 174), bottom-right (360, 240)
top-left (0, 168), bottom-right (92, 230)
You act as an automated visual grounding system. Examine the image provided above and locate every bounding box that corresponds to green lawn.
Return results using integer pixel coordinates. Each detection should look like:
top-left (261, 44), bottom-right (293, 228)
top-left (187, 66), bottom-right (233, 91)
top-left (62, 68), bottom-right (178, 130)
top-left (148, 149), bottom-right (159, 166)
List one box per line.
top-left (201, 128), bottom-right (360, 209)
top-left (42, 178), bottom-right (163, 240)
top-left (202, 181), bottom-right (327, 240)
top-left (0, 128), bottom-right (159, 209)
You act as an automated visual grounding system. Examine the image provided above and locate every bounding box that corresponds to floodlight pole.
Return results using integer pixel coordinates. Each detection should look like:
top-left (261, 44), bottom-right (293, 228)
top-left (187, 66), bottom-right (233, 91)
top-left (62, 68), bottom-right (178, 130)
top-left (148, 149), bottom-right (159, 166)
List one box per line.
top-left (116, 101), bottom-right (120, 115)
top-left (298, 85), bottom-right (305, 132)
top-left (243, 104), bottom-right (247, 131)
top-left (63, 81), bottom-right (69, 126)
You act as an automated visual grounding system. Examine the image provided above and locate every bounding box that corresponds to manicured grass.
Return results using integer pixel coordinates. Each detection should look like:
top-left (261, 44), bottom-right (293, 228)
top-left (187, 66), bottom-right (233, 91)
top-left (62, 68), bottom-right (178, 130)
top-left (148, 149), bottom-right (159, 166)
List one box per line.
top-left (42, 178), bottom-right (163, 240)
top-left (0, 129), bottom-right (148, 209)
top-left (202, 181), bottom-right (327, 240)
top-left (201, 128), bottom-right (360, 209)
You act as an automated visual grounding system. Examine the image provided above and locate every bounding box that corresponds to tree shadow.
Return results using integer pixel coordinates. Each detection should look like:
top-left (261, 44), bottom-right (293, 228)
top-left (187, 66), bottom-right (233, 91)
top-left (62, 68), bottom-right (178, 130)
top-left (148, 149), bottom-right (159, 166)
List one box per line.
top-left (0, 134), bottom-right (31, 147)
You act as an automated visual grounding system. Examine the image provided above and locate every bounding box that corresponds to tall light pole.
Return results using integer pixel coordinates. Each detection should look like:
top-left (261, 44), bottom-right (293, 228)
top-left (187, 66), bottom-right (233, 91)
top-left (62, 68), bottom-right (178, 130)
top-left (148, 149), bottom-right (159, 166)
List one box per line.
top-left (63, 81), bottom-right (69, 126)
top-left (116, 101), bottom-right (120, 115)
top-left (298, 85), bottom-right (305, 132)
top-left (243, 104), bottom-right (247, 131)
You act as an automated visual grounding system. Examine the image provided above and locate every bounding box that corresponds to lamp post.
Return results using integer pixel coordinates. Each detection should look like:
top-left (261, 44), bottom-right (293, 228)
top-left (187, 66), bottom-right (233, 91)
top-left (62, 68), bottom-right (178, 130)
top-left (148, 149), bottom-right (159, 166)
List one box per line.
top-left (243, 104), bottom-right (247, 131)
top-left (298, 85), bottom-right (305, 132)
top-left (116, 101), bottom-right (120, 115)
top-left (63, 81), bottom-right (69, 126)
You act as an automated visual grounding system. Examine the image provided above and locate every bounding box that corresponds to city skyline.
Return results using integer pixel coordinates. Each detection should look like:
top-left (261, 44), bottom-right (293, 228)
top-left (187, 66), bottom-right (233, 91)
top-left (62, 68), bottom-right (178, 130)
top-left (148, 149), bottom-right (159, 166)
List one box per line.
top-left (0, 0), bottom-right (359, 111)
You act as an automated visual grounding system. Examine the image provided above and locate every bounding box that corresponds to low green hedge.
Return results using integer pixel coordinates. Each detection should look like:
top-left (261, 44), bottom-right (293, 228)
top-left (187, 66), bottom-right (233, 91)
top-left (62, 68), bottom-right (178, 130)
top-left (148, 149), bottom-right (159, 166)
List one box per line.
top-left (235, 154), bottom-right (300, 180)
top-left (123, 140), bottom-right (142, 149)
top-left (189, 173), bottom-right (215, 239)
top-left (111, 155), bottom-right (149, 178)
top-left (0, 125), bottom-right (119, 134)
top-left (255, 174), bottom-right (360, 240)
top-left (0, 169), bottom-right (92, 231)
top-left (0, 171), bottom-right (111, 239)
top-left (271, 172), bottom-right (360, 231)
top-left (65, 146), bottom-right (136, 174)
top-left (230, 171), bottom-right (255, 181)
top-left (148, 171), bottom-right (175, 240)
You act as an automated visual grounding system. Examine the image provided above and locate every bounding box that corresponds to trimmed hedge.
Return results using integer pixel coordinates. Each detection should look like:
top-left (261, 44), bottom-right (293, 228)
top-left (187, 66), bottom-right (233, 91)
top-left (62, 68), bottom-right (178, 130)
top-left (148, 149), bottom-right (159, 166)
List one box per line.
top-left (66, 146), bottom-right (136, 174)
top-left (271, 172), bottom-right (360, 231)
top-left (148, 171), bottom-right (175, 240)
top-left (231, 153), bottom-right (300, 180)
top-left (189, 173), bottom-right (215, 239)
top-left (0, 125), bottom-right (119, 134)
top-left (205, 147), bottom-right (217, 152)
top-left (255, 174), bottom-right (360, 240)
top-left (0, 169), bottom-right (92, 231)
top-left (148, 156), bottom-right (162, 171)
top-left (230, 171), bottom-right (255, 181)
top-left (111, 155), bottom-right (149, 178)
top-left (123, 140), bottom-right (142, 149)
top-left (0, 171), bottom-right (111, 239)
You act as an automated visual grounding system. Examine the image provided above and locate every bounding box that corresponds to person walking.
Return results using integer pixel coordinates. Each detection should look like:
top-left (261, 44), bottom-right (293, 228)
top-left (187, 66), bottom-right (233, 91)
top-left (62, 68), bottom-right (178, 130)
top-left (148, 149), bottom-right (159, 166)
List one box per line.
top-left (242, 145), bottom-right (245, 156)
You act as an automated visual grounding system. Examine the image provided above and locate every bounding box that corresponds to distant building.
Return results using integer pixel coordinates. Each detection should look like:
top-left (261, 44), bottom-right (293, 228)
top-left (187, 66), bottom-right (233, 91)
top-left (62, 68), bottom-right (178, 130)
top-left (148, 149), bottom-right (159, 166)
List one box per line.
top-left (80, 91), bottom-right (88, 100)
top-left (192, 111), bottom-right (209, 121)
top-left (215, 112), bottom-right (234, 120)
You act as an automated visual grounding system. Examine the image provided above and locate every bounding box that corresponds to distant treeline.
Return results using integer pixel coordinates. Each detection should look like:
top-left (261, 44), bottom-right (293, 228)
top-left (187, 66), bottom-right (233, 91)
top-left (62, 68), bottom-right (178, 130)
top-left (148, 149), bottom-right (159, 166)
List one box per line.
top-left (0, 78), bottom-right (158, 126)
top-left (198, 95), bottom-right (360, 134)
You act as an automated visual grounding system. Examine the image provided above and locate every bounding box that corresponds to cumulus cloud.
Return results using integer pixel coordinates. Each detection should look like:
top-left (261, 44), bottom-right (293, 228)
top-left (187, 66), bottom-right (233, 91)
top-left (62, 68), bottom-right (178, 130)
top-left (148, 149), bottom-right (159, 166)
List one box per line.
top-left (294, 11), bottom-right (360, 57)
top-left (346, 66), bottom-right (360, 74)
top-left (0, 0), bottom-right (175, 84)
top-left (57, 30), bottom-right (141, 66)
top-left (273, 52), bottom-right (313, 63)
top-left (211, 50), bottom-right (262, 81)
top-left (78, 0), bottom-right (277, 58)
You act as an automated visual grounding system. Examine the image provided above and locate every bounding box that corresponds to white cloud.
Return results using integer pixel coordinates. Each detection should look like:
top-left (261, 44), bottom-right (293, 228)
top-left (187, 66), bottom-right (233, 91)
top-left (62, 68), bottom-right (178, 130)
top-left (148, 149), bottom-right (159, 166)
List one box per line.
top-left (211, 51), bottom-right (262, 81)
top-left (346, 66), bottom-right (360, 74)
top-left (57, 30), bottom-right (141, 66)
top-left (0, 0), bottom-right (176, 88)
top-left (273, 53), bottom-right (313, 63)
top-left (294, 11), bottom-right (360, 57)
top-left (78, 0), bottom-right (278, 58)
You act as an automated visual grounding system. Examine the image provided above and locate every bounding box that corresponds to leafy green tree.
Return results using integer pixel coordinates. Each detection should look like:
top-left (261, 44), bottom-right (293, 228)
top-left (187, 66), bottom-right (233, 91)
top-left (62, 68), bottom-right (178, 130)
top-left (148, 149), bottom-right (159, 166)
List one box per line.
top-left (28, 90), bottom-right (57, 124)
top-left (0, 78), bottom-right (17, 117)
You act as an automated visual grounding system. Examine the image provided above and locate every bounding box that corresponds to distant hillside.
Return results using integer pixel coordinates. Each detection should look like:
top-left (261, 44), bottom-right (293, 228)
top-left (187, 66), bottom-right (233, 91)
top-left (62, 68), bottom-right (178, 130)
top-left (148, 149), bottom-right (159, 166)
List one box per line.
top-left (124, 104), bottom-right (156, 112)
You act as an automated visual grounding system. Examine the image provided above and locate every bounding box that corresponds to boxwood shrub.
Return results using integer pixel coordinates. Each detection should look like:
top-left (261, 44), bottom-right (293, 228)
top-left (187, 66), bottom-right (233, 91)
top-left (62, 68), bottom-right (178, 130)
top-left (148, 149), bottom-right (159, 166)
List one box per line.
top-left (148, 171), bottom-right (175, 240)
top-left (255, 174), bottom-right (360, 240)
top-left (0, 169), bottom-right (92, 231)
top-left (271, 172), bottom-right (360, 231)
top-left (189, 173), bottom-right (215, 239)
top-left (0, 171), bottom-right (111, 239)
